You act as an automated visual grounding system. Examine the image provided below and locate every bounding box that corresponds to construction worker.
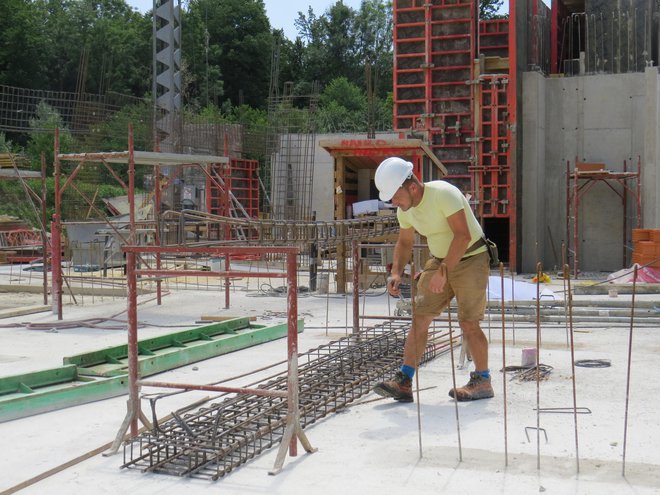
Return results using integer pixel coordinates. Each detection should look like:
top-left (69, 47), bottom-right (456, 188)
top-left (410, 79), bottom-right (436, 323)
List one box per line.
top-left (372, 157), bottom-right (494, 402)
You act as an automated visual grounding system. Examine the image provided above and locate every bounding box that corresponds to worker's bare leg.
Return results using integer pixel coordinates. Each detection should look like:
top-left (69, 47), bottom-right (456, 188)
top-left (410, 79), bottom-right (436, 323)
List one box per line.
top-left (403, 313), bottom-right (435, 368)
top-left (459, 320), bottom-right (488, 371)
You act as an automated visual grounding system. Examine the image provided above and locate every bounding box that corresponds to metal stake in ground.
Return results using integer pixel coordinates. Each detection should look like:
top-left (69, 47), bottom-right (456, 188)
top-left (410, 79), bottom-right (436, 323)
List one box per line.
top-left (622, 264), bottom-right (639, 476)
top-left (411, 261), bottom-right (423, 458)
top-left (511, 269), bottom-right (516, 345)
top-left (564, 264), bottom-right (580, 473)
top-left (442, 262), bottom-right (463, 462)
top-left (499, 262), bottom-right (509, 467)
top-left (535, 261), bottom-right (543, 470)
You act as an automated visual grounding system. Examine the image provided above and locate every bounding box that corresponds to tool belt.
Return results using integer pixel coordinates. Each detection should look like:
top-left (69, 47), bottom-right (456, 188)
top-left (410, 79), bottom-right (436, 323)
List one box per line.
top-left (433, 237), bottom-right (499, 267)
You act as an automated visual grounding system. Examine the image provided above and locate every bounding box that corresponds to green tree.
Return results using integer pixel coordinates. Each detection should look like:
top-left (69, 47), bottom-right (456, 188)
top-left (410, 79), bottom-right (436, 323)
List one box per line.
top-left (355, 0), bottom-right (393, 98)
top-left (480, 0), bottom-right (506, 19)
top-left (0, 0), bottom-right (50, 88)
top-left (315, 77), bottom-right (367, 132)
top-left (1, 0), bottom-right (151, 95)
top-left (294, 3), bottom-right (359, 90)
top-left (184, 0), bottom-right (272, 109)
top-left (25, 101), bottom-right (74, 174)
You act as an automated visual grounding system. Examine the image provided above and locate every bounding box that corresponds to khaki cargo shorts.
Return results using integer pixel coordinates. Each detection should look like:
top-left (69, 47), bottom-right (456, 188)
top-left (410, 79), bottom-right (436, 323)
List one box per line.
top-left (414, 251), bottom-right (489, 321)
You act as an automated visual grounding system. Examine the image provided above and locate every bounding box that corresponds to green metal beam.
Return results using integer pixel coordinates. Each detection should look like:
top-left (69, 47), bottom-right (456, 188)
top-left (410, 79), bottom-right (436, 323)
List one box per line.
top-left (0, 319), bottom-right (303, 423)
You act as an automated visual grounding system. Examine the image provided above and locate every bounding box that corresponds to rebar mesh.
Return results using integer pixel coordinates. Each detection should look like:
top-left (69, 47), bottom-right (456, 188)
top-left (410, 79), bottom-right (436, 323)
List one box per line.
top-left (122, 321), bottom-right (457, 480)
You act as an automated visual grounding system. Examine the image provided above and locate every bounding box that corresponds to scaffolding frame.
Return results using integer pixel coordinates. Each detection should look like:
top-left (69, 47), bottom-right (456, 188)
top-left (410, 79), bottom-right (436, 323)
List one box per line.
top-left (52, 125), bottom-right (229, 319)
top-left (105, 244), bottom-right (314, 476)
top-left (566, 158), bottom-right (642, 278)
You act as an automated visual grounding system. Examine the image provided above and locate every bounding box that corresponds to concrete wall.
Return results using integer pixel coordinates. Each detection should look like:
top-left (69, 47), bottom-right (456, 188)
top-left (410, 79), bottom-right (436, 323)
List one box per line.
top-left (522, 69), bottom-right (659, 273)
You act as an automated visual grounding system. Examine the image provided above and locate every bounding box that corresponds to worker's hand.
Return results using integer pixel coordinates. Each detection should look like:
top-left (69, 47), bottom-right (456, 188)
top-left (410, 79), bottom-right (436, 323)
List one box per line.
top-left (386, 273), bottom-right (402, 297)
top-left (427, 269), bottom-right (447, 294)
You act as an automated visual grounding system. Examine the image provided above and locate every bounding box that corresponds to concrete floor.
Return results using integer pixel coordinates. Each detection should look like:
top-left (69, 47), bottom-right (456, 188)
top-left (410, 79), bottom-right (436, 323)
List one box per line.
top-left (0, 274), bottom-right (659, 495)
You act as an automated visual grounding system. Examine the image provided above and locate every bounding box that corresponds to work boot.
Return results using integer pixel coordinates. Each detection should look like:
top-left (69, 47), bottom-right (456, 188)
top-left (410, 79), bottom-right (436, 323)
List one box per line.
top-left (373, 370), bottom-right (413, 402)
top-left (448, 372), bottom-right (494, 401)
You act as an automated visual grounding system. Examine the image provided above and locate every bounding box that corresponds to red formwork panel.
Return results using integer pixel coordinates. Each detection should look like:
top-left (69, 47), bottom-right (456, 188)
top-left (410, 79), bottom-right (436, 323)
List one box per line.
top-left (393, 0), bottom-right (517, 268)
top-left (479, 19), bottom-right (509, 57)
top-left (393, 0), bottom-right (477, 194)
top-left (206, 158), bottom-right (260, 241)
top-left (476, 74), bottom-right (511, 219)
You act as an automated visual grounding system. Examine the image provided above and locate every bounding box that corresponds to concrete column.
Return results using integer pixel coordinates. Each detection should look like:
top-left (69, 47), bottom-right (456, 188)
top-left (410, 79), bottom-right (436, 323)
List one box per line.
top-left (644, 66), bottom-right (660, 227)
top-left (521, 71), bottom-right (547, 272)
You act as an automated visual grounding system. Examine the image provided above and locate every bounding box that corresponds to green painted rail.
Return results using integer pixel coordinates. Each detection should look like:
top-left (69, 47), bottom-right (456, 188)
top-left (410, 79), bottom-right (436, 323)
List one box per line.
top-left (0, 318), bottom-right (303, 422)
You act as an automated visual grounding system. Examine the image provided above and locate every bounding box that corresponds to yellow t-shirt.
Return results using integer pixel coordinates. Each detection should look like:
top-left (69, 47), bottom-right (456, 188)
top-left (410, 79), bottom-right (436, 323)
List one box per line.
top-left (397, 181), bottom-right (485, 258)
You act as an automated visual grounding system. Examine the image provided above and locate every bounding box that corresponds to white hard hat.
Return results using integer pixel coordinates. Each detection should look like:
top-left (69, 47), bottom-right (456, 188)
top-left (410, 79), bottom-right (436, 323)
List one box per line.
top-left (374, 157), bottom-right (414, 201)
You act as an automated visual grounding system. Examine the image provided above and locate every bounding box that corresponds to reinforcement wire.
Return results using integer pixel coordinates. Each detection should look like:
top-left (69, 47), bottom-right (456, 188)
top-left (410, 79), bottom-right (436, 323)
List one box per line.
top-left (565, 264), bottom-right (580, 473)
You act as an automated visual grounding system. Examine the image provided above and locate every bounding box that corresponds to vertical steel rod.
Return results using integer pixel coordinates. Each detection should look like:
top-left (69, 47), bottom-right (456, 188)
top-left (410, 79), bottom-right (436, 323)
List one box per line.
top-left (622, 264), bottom-right (638, 476)
top-left (565, 264), bottom-right (580, 473)
top-left (535, 261), bottom-right (542, 470)
top-left (499, 263), bottom-right (508, 466)
top-left (443, 263), bottom-right (462, 461)
top-left (411, 262), bottom-right (423, 458)
top-left (563, 259), bottom-right (570, 347)
top-left (352, 240), bottom-right (360, 337)
top-left (511, 269), bottom-right (516, 345)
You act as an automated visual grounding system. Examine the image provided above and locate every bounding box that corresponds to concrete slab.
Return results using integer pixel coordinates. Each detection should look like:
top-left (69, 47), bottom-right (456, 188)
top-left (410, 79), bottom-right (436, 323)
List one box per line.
top-left (0, 280), bottom-right (658, 495)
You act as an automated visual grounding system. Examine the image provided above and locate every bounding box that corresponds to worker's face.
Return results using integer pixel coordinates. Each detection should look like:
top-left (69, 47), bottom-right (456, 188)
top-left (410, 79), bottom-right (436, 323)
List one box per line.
top-left (391, 182), bottom-right (415, 211)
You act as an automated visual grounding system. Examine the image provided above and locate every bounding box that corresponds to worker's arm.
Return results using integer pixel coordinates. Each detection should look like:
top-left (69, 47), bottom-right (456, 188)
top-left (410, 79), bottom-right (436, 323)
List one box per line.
top-left (387, 226), bottom-right (414, 296)
top-left (427, 208), bottom-right (472, 294)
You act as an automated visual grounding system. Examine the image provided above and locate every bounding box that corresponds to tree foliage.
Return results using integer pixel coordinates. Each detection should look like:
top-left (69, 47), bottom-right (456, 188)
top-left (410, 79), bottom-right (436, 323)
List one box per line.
top-left (25, 101), bottom-right (74, 175)
top-left (0, 0), bottom-right (507, 149)
top-left (480, 0), bottom-right (506, 19)
top-left (0, 0), bottom-right (151, 95)
top-left (184, 0), bottom-right (272, 109)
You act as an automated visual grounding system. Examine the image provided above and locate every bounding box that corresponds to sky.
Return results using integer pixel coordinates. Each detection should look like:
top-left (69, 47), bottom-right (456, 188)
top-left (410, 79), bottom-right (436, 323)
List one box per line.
top-left (125, 0), bottom-right (365, 40)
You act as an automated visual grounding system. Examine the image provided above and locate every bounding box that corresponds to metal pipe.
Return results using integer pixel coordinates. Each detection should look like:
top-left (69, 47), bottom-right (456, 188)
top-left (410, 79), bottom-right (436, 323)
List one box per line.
top-left (224, 254), bottom-right (230, 309)
top-left (127, 251), bottom-right (139, 437)
top-left (53, 128), bottom-right (62, 320)
top-left (41, 153), bottom-right (48, 306)
top-left (286, 250), bottom-right (299, 457)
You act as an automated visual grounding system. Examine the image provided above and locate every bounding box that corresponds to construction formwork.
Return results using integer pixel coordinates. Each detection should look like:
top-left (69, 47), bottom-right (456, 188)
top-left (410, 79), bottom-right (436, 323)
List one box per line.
top-left (393, 0), bottom-right (518, 269)
top-left (551, 0), bottom-right (658, 76)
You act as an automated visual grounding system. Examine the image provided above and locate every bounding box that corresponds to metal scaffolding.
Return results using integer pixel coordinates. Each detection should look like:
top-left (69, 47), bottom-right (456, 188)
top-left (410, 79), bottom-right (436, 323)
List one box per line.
top-left (565, 158), bottom-right (642, 278)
